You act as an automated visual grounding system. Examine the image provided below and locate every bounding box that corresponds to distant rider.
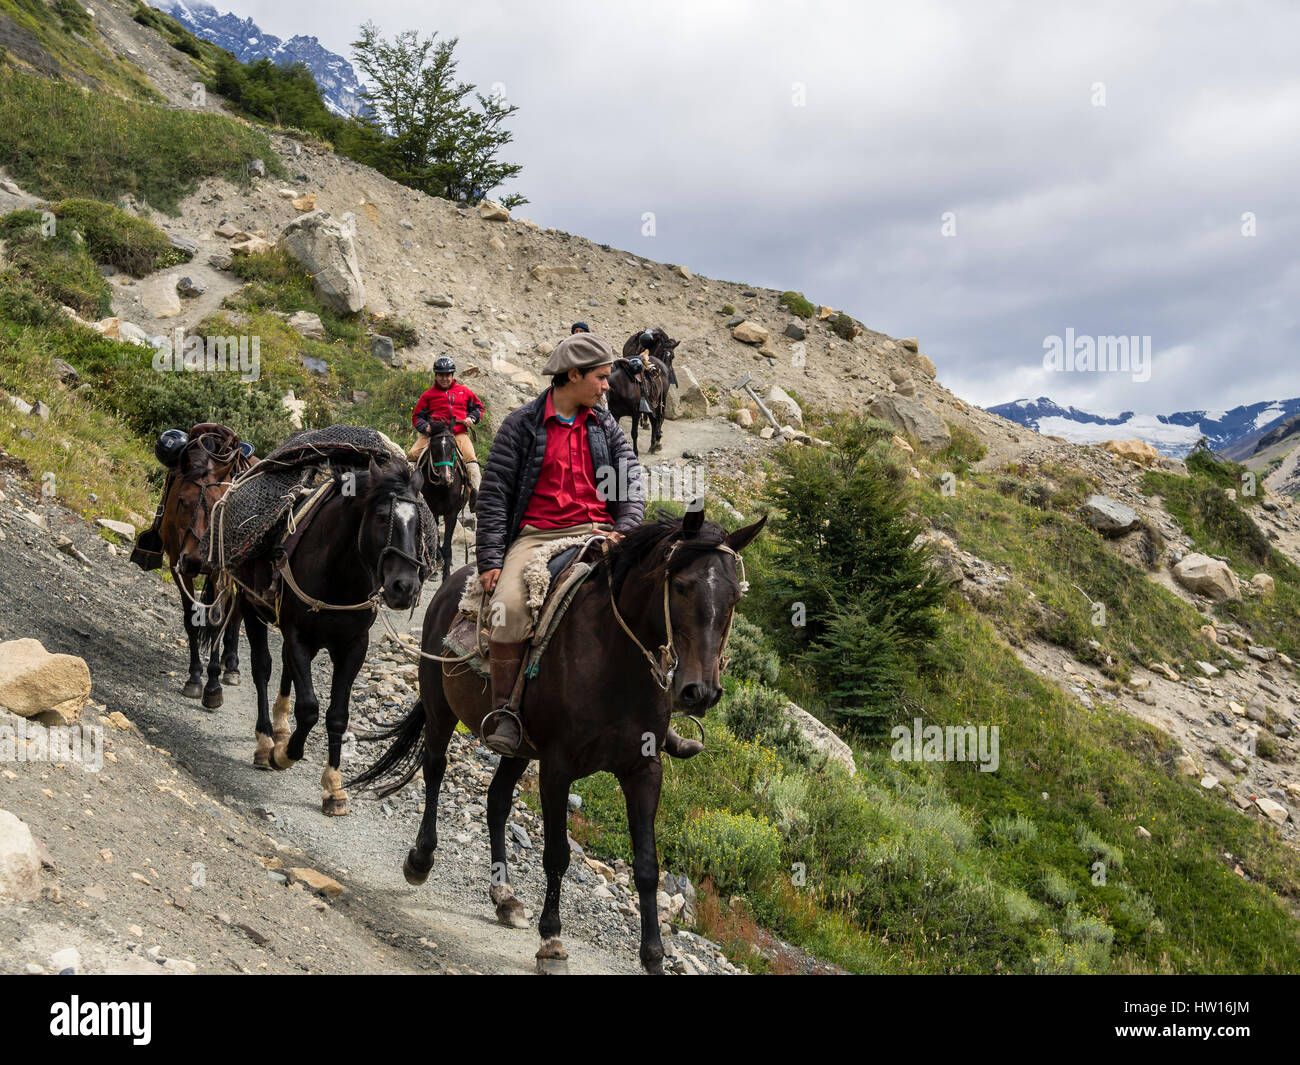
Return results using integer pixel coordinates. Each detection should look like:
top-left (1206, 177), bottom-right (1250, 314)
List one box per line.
top-left (408, 356), bottom-right (484, 506)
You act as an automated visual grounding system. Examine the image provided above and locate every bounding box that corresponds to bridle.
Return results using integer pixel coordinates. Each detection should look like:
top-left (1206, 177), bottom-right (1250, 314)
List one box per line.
top-left (604, 538), bottom-right (749, 691)
top-left (176, 432), bottom-right (245, 556)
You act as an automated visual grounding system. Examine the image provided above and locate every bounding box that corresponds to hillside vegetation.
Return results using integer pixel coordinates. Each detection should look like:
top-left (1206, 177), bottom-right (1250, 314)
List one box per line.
top-left (2, 0), bottom-right (1299, 976)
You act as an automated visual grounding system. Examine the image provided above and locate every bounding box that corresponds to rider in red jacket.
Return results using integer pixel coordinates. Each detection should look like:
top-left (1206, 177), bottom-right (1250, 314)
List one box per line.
top-left (408, 356), bottom-right (485, 504)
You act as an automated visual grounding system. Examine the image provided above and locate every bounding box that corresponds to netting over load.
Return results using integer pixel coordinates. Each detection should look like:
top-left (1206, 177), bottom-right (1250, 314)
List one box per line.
top-left (202, 425), bottom-right (437, 573)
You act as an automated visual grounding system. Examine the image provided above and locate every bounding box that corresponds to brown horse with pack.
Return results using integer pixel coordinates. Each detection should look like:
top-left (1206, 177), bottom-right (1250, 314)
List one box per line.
top-left (200, 425), bottom-right (438, 815)
top-left (350, 505), bottom-right (766, 973)
top-left (129, 423), bottom-right (255, 709)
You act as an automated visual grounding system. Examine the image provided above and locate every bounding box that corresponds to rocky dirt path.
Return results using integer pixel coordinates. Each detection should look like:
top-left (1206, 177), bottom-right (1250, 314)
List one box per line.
top-left (0, 460), bottom-right (739, 976)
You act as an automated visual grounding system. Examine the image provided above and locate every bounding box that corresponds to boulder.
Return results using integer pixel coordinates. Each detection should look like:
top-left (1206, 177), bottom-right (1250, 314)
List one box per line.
top-left (291, 193), bottom-right (317, 212)
top-left (765, 384), bottom-right (803, 427)
top-left (1172, 553), bottom-right (1240, 602)
top-left (528, 264), bottom-right (580, 282)
top-left (675, 366), bottom-right (710, 418)
top-left (899, 337), bottom-right (919, 352)
top-left (781, 701), bottom-right (856, 776)
top-left (424, 293), bottom-right (455, 308)
top-left (139, 275), bottom-right (182, 319)
top-left (735, 409), bottom-right (753, 428)
top-left (50, 358), bottom-right (79, 385)
top-left (278, 211), bottom-right (367, 315)
top-left (914, 353), bottom-right (937, 378)
top-left (282, 391), bottom-right (306, 429)
top-left (731, 321), bottom-right (769, 345)
top-left (1256, 797), bottom-right (1289, 826)
top-left (230, 235), bottom-right (274, 256)
top-left (783, 321), bottom-right (806, 341)
top-left (0, 638), bottom-right (91, 724)
top-left (817, 306), bottom-right (834, 320)
top-left (369, 334), bottom-right (396, 365)
top-left (286, 311), bottom-right (326, 341)
top-left (96, 518), bottom-right (135, 538)
top-left (287, 867), bottom-right (345, 897)
top-left (673, 264), bottom-right (693, 280)
top-left (1080, 494), bottom-right (1139, 536)
top-left (175, 277), bottom-right (205, 299)
top-left (1100, 439), bottom-right (1160, 466)
top-left (248, 158), bottom-right (266, 178)
top-left (167, 233), bottom-right (198, 256)
top-left (479, 200), bottom-right (510, 222)
top-left (1251, 573), bottom-right (1275, 596)
top-left (663, 384), bottom-right (682, 420)
top-left (866, 394), bottom-right (951, 451)
top-left (0, 811), bottom-right (41, 902)
top-left (214, 221), bottom-right (240, 239)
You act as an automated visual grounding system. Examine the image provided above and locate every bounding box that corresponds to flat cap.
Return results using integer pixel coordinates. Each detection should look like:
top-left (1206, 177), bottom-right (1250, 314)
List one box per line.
top-left (543, 332), bottom-right (615, 375)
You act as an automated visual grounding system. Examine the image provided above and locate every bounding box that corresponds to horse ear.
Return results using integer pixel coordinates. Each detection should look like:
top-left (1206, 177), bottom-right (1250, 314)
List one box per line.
top-left (725, 512), bottom-right (768, 553)
top-left (682, 501), bottom-right (705, 537)
top-left (408, 463), bottom-right (424, 494)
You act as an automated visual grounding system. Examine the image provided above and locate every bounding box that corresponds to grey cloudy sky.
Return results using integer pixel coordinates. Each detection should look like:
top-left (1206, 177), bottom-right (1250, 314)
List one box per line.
top-left (225, 0), bottom-right (1299, 414)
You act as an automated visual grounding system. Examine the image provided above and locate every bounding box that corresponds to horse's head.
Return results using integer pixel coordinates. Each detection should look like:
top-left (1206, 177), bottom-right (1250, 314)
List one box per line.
top-left (420, 420), bottom-right (458, 489)
top-left (353, 456), bottom-right (427, 611)
top-left (166, 424), bottom-right (250, 576)
top-left (611, 506), bottom-right (767, 714)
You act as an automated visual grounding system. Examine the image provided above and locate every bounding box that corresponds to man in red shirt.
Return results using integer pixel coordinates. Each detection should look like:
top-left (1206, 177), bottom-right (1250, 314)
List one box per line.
top-left (475, 332), bottom-right (644, 756)
top-left (407, 356), bottom-right (485, 500)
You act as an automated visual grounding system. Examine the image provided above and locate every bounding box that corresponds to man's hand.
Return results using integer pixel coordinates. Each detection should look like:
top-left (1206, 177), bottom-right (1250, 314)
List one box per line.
top-left (480, 569), bottom-right (501, 594)
top-left (605, 531), bottom-right (625, 545)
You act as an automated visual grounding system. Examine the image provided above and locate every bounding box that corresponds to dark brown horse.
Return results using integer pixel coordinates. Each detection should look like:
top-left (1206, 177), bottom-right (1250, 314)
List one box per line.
top-left (350, 507), bottom-right (766, 973)
top-left (159, 424), bottom-right (254, 709)
top-left (608, 354), bottom-right (670, 456)
top-left (209, 456), bottom-right (431, 816)
top-left (415, 420), bottom-right (469, 582)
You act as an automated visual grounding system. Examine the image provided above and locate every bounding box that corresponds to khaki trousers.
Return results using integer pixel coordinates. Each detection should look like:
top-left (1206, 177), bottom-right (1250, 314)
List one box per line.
top-left (488, 522), bottom-right (612, 642)
top-left (408, 432), bottom-right (478, 464)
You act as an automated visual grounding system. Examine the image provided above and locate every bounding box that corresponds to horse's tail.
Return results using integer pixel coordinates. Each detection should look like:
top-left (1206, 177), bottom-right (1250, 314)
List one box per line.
top-left (346, 699), bottom-right (427, 798)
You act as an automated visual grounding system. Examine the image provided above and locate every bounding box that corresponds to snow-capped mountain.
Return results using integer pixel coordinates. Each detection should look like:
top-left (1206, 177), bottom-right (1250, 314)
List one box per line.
top-left (150, 0), bottom-right (368, 117)
top-left (987, 396), bottom-right (1300, 458)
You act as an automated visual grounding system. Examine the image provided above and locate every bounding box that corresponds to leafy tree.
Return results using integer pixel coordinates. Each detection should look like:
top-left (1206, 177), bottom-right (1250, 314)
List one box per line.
top-left (351, 22), bottom-right (526, 208)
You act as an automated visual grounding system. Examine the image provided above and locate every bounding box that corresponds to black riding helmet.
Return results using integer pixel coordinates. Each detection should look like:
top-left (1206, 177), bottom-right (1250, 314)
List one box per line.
top-left (154, 428), bottom-right (189, 467)
top-left (434, 356), bottom-right (456, 375)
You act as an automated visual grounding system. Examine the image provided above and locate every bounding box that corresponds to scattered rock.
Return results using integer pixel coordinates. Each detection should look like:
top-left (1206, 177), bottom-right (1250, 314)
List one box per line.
top-left (1172, 553), bottom-right (1240, 602)
top-left (0, 638), bottom-right (92, 725)
top-left (286, 310), bottom-right (326, 341)
top-left (248, 158), bottom-right (266, 178)
top-left (0, 810), bottom-right (42, 902)
top-left (287, 867), bottom-right (345, 897)
top-left (1255, 797), bottom-right (1290, 826)
top-left (291, 193), bottom-right (317, 212)
top-left (1100, 438), bottom-right (1160, 466)
top-left (479, 200), bottom-right (510, 222)
top-left (1080, 495), bottom-right (1139, 536)
top-left (369, 334), bottom-right (396, 365)
top-left (1251, 573), bottom-right (1275, 596)
top-left (781, 701), bottom-right (855, 776)
top-left (731, 321), bottom-right (770, 345)
top-left (139, 275), bottom-right (182, 319)
top-left (529, 264), bottom-right (580, 282)
top-left (175, 277), bottom-right (205, 299)
top-left (866, 394), bottom-right (951, 451)
top-left (765, 384), bottom-right (803, 428)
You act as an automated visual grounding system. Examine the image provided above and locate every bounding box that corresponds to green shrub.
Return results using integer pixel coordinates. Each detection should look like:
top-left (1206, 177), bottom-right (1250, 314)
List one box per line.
top-left (678, 809), bottom-right (782, 894)
top-left (829, 312), bottom-right (859, 340)
top-left (0, 209), bottom-right (111, 318)
top-left (1074, 822), bottom-right (1124, 870)
top-left (723, 612), bottom-right (780, 685)
top-left (778, 291), bottom-right (814, 318)
top-left (721, 683), bottom-right (810, 765)
top-left (720, 302), bottom-right (735, 316)
top-left (1040, 869), bottom-right (1077, 907)
top-left (383, 318), bottom-right (420, 350)
top-left (987, 812), bottom-right (1038, 846)
top-left (53, 199), bottom-right (189, 277)
top-left (935, 424), bottom-right (988, 476)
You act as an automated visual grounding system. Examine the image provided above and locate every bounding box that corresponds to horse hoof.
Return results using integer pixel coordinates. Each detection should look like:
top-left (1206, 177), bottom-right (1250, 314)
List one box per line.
top-left (643, 958), bottom-right (665, 976)
top-left (402, 853), bottom-right (431, 886)
top-left (182, 681), bottom-right (203, 700)
top-left (535, 938), bottom-right (568, 974)
top-left (202, 690), bottom-right (223, 710)
top-left (270, 748), bottom-right (297, 771)
top-left (322, 796), bottom-right (350, 817)
top-left (222, 671), bottom-right (241, 686)
top-left (496, 899), bottom-right (529, 929)
top-left (253, 751), bottom-right (271, 770)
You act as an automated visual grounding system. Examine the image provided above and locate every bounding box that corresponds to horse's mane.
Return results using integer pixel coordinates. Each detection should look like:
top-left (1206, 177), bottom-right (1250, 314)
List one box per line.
top-left (608, 513), bottom-right (726, 600)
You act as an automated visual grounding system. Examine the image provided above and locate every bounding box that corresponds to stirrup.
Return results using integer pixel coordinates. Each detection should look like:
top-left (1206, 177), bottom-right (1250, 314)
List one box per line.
top-left (481, 707), bottom-right (523, 756)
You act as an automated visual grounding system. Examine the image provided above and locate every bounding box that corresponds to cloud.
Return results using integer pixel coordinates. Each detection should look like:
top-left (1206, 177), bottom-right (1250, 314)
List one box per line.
top-left (222, 0), bottom-right (1300, 414)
